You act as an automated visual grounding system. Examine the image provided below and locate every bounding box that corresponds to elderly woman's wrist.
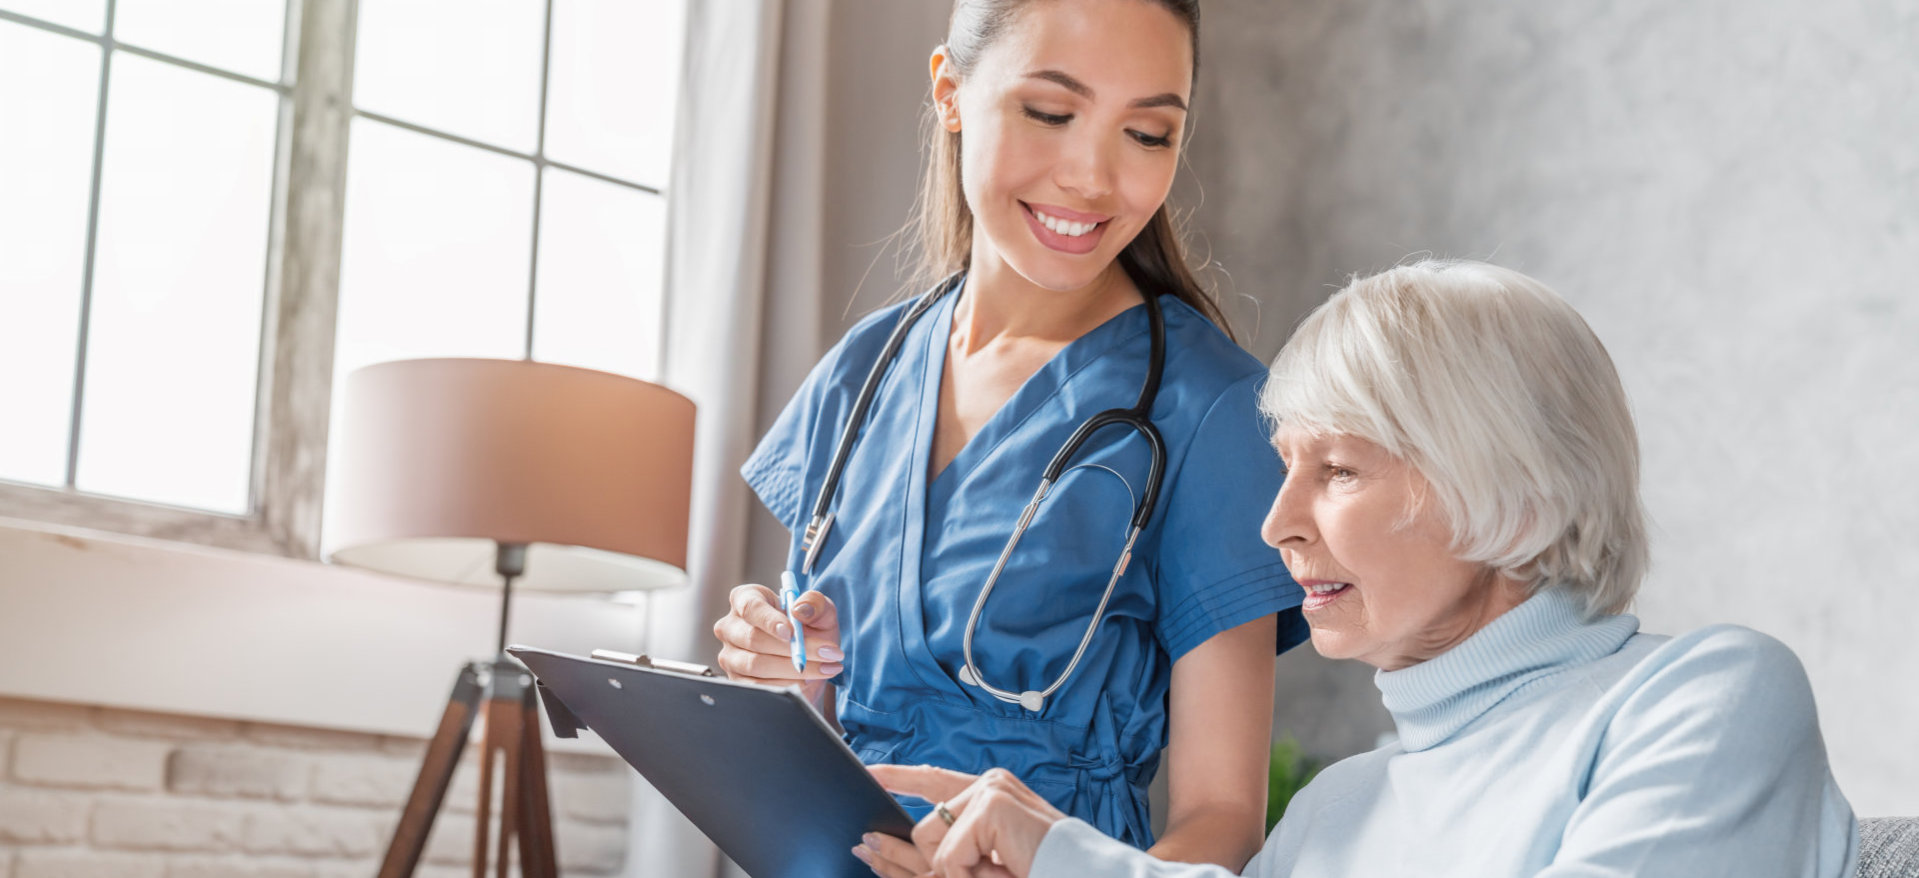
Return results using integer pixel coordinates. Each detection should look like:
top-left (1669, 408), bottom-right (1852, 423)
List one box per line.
top-left (1027, 817), bottom-right (1110, 877)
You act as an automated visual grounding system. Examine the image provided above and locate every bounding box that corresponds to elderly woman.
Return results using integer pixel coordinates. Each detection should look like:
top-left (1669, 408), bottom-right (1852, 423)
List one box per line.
top-left (866, 260), bottom-right (1858, 877)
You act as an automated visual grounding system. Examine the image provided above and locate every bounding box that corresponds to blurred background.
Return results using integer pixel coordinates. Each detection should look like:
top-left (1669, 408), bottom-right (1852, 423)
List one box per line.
top-left (0, 1), bottom-right (1913, 875)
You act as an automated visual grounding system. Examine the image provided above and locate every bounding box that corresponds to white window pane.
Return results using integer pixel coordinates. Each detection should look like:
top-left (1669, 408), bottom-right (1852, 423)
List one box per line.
top-left (531, 169), bottom-right (664, 380)
top-left (0, 0), bottom-right (106, 33)
top-left (76, 54), bottom-right (279, 513)
top-left (328, 119), bottom-right (534, 548)
top-left (0, 23), bottom-right (98, 487)
top-left (334, 118), bottom-right (534, 377)
top-left (333, 117), bottom-right (534, 410)
top-left (353, 0), bottom-right (545, 153)
top-left (115, 0), bottom-right (289, 83)
top-left (544, 0), bottom-right (684, 188)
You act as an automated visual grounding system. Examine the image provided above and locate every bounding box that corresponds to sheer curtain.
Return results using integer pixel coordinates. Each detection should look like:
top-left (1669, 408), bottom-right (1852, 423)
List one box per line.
top-left (624, 1), bottom-right (830, 875)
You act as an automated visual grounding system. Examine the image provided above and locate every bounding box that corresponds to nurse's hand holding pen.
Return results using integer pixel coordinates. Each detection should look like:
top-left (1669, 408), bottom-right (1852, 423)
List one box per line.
top-left (712, 583), bottom-right (845, 702)
top-left (858, 764), bottom-right (1065, 878)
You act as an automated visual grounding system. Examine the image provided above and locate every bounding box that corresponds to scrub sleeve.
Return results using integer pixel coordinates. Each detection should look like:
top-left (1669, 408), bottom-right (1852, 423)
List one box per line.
top-left (1149, 371), bottom-right (1310, 660)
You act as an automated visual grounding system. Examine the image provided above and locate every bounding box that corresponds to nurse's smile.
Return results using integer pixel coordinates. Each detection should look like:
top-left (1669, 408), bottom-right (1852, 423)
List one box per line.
top-left (1022, 201), bottom-right (1110, 255)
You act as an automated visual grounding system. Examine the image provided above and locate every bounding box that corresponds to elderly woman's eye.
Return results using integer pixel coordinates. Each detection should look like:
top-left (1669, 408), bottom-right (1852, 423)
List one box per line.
top-left (1326, 464), bottom-right (1358, 482)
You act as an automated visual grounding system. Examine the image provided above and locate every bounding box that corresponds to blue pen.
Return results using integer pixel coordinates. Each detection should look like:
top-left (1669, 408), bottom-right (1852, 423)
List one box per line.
top-left (779, 570), bottom-right (806, 673)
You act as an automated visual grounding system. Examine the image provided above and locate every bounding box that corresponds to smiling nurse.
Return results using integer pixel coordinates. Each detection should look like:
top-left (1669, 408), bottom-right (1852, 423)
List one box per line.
top-left (713, 1), bottom-right (1307, 873)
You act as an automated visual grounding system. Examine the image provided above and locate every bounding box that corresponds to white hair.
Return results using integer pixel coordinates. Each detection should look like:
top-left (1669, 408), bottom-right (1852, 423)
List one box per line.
top-left (1261, 259), bottom-right (1648, 617)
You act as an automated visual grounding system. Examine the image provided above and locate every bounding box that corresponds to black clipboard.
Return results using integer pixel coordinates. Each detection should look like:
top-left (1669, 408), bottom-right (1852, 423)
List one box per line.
top-left (506, 645), bottom-right (915, 878)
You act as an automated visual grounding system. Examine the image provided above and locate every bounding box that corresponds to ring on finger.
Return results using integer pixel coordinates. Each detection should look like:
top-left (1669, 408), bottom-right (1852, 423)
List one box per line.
top-left (934, 801), bottom-right (957, 826)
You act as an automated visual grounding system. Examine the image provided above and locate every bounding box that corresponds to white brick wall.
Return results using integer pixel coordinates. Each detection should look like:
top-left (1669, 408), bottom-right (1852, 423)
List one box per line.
top-left (0, 697), bottom-right (630, 876)
top-left (242, 808), bottom-right (391, 859)
top-left (14, 848), bottom-right (164, 878)
top-left (169, 747), bottom-right (307, 801)
top-left (93, 799), bottom-right (248, 851)
top-left (306, 754), bottom-right (413, 809)
top-left (95, 711), bottom-right (241, 743)
top-left (0, 791), bottom-right (89, 844)
top-left (11, 737), bottom-right (169, 792)
top-left (163, 856), bottom-right (316, 878)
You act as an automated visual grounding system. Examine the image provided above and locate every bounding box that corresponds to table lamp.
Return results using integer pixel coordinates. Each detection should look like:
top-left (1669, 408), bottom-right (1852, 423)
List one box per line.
top-left (327, 357), bottom-right (696, 878)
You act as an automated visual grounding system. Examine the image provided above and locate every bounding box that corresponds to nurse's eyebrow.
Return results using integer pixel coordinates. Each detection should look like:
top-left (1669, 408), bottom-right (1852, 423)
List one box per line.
top-left (1025, 69), bottom-right (1188, 111)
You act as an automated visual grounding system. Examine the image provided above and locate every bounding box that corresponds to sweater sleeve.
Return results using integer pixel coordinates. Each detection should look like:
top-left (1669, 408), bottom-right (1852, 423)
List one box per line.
top-left (1032, 818), bottom-right (1278, 878)
top-left (1538, 626), bottom-right (1857, 878)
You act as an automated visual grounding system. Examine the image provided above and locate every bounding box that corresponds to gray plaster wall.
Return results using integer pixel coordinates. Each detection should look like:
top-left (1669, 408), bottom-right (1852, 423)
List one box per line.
top-left (1186, 0), bottom-right (1919, 815)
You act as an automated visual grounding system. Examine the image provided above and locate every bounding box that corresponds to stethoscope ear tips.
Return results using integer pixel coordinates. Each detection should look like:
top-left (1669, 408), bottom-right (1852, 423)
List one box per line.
top-left (1017, 691), bottom-right (1046, 712)
top-left (957, 665), bottom-right (979, 687)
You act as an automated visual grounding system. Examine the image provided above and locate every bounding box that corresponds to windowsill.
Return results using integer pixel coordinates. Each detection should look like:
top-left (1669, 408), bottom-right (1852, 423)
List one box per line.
top-left (0, 516), bottom-right (641, 755)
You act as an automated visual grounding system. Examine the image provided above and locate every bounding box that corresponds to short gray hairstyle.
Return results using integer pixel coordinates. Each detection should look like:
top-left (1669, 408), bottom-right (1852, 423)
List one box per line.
top-left (1261, 260), bottom-right (1648, 617)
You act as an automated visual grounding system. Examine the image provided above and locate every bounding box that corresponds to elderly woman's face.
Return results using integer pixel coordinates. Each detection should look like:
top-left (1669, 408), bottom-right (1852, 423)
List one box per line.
top-left (1263, 430), bottom-right (1524, 671)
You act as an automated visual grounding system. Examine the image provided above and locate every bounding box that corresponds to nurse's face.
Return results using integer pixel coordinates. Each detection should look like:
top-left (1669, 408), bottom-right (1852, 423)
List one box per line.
top-left (934, 0), bottom-right (1192, 293)
top-left (1261, 430), bottom-right (1523, 671)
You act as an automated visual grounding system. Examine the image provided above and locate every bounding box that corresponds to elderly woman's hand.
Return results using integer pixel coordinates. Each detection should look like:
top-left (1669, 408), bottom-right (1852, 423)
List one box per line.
top-left (865, 764), bottom-right (1067, 878)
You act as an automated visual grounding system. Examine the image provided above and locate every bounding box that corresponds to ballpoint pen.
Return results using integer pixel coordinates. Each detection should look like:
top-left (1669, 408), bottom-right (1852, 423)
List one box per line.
top-left (779, 570), bottom-right (807, 673)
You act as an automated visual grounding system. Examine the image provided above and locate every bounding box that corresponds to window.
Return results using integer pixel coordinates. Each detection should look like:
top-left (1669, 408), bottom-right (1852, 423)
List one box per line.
top-left (0, 0), bottom-right (686, 558)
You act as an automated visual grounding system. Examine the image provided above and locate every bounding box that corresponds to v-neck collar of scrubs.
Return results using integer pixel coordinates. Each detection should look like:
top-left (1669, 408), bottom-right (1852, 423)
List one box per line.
top-left (920, 284), bottom-right (1153, 501)
top-left (894, 285), bottom-right (1153, 700)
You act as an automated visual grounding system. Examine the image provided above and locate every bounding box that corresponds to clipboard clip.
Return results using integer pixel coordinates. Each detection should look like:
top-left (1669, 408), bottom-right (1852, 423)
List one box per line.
top-left (590, 649), bottom-right (718, 678)
top-left (538, 650), bottom-right (718, 739)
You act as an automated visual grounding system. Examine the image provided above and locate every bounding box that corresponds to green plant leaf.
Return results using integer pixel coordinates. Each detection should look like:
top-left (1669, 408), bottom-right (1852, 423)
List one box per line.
top-left (1266, 735), bottom-right (1323, 833)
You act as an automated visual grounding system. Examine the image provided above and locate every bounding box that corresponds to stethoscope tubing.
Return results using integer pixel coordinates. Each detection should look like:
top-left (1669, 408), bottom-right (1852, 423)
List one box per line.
top-left (799, 271), bottom-right (1169, 711)
top-left (800, 274), bottom-right (961, 575)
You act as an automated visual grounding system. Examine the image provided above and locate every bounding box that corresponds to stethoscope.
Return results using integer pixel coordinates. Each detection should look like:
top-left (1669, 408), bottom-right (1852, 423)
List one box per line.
top-left (798, 272), bottom-right (1168, 712)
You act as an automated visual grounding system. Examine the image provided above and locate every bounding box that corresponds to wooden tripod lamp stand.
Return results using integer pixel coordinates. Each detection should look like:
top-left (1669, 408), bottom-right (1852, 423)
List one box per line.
top-left (327, 358), bottom-right (696, 878)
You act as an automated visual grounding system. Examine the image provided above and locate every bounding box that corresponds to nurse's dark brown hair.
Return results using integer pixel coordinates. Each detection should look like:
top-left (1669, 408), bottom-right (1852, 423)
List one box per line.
top-left (906, 0), bottom-right (1233, 340)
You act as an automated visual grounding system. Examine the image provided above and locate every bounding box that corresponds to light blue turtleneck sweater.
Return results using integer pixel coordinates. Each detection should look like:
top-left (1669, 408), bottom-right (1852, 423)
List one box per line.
top-left (1031, 589), bottom-right (1858, 877)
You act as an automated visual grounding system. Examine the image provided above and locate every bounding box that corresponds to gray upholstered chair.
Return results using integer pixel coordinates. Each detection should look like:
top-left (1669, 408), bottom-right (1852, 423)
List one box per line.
top-left (1860, 817), bottom-right (1919, 878)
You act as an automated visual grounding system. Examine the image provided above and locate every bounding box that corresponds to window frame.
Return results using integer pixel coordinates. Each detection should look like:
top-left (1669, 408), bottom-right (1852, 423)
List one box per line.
top-left (0, 0), bottom-right (672, 561)
top-left (0, 0), bottom-right (343, 558)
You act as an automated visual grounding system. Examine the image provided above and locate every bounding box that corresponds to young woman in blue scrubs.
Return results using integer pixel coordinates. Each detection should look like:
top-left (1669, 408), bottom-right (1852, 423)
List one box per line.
top-left (713, 0), bottom-right (1305, 872)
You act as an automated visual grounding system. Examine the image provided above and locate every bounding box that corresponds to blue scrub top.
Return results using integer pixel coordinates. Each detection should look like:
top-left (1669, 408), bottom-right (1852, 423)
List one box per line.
top-left (741, 282), bottom-right (1306, 847)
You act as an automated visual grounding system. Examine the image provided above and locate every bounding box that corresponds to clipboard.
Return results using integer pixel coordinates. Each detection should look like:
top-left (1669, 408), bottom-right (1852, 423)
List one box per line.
top-left (506, 645), bottom-right (915, 878)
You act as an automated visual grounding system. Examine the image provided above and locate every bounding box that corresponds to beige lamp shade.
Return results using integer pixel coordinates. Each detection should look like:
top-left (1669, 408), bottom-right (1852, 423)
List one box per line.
top-left (327, 358), bottom-right (696, 594)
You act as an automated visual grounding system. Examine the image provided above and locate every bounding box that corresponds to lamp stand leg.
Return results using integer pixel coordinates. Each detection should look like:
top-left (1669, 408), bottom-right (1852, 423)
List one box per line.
top-left (382, 545), bottom-right (554, 877)
top-left (376, 660), bottom-right (559, 878)
top-left (516, 679), bottom-right (559, 878)
top-left (379, 663), bottom-right (484, 878)
top-left (471, 661), bottom-right (559, 878)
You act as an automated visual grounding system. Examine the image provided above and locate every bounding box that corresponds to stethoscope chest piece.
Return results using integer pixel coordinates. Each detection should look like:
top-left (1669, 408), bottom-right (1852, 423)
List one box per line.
top-left (954, 666), bottom-right (1046, 712)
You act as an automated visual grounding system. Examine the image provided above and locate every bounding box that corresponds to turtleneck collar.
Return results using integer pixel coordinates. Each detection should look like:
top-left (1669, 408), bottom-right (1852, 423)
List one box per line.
top-left (1374, 587), bottom-right (1640, 752)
